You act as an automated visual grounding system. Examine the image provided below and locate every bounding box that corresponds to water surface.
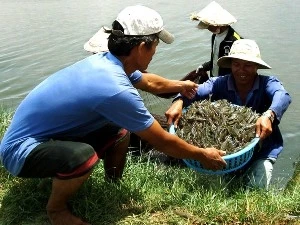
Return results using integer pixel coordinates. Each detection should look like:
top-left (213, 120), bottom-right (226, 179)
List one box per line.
top-left (0, 0), bottom-right (299, 187)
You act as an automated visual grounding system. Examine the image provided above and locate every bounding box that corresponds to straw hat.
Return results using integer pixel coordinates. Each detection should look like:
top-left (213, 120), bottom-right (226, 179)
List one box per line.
top-left (190, 1), bottom-right (237, 29)
top-left (84, 27), bottom-right (109, 53)
top-left (217, 39), bottom-right (272, 69)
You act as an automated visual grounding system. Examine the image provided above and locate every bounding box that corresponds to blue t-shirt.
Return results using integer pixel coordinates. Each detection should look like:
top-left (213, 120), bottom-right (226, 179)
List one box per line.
top-left (177, 75), bottom-right (292, 160)
top-left (0, 52), bottom-right (154, 175)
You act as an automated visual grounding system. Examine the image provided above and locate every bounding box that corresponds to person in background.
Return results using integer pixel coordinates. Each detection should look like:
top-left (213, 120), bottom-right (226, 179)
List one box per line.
top-left (0, 5), bottom-right (226, 225)
top-left (165, 39), bottom-right (291, 190)
top-left (190, 1), bottom-right (242, 78)
top-left (84, 26), bottom-right (110, 53)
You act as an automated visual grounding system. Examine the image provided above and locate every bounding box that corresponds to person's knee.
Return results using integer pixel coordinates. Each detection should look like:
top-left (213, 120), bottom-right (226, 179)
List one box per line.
top-left (116, 129), bottom-right (130, 146)
top-left (56, 143), bottom-right (99, 179)
top-left (18, 141), bottom-right (98, 178)
top-left (245, 158), bottom-right (275, 190)
top-left (56, 152), bottom-right (99, 179)
top-left (103, 130), bottom-right (130, 181)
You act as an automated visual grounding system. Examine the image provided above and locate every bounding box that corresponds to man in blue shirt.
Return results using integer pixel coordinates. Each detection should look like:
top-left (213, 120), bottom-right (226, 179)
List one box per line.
top-left (166, 39), bottom-right (292, 190)
top-left (0, 5), bottom-right (227, 225)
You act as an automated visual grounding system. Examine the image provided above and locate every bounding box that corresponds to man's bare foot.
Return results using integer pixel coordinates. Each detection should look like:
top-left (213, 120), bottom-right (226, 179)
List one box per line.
top-left (47, 208), bottom-right (90, 225)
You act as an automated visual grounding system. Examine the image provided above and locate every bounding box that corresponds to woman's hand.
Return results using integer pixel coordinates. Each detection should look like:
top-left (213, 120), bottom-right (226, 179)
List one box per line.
top-left (179, 80), bottom-right (198, 99)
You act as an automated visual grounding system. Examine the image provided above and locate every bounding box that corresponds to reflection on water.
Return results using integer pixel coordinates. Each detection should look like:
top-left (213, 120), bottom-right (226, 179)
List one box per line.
top-left (0, 0), bottom-right (299, 187)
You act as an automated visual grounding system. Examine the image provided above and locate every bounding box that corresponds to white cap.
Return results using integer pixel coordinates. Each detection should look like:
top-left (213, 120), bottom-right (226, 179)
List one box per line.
top-left (115, 5), bottom-right (174, 44)
top-left (217, 39), bottom-right (271, 69)
top-left (190, 1), bottom-right (237, 28)
top-left (84, 27), bottom-right (109, 53)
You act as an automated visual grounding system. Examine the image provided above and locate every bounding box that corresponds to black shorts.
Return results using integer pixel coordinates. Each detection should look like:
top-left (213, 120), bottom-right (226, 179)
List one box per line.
top-left (18, 124), bottom-right (129, 179)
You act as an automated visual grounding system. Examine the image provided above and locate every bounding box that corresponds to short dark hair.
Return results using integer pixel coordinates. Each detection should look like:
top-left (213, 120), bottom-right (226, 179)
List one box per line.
top-left (107, 21), bottom-right (159, 56)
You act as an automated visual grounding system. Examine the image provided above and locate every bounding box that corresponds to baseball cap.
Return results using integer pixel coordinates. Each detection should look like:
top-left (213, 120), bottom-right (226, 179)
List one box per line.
top-left (108, 5), bottom-right (174, 44)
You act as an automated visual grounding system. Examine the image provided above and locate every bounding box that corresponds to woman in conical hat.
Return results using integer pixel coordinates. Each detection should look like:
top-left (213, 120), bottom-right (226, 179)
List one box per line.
top-left (190, 1), bottom-right (243, 78)
top-left (84, 26), bottom-right (109, 53)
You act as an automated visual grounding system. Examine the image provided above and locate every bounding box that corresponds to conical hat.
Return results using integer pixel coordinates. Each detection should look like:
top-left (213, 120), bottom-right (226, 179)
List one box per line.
top-left (190, 1), bottom-right (237, 27)
top-left (84, 27), bottom-right (109, 53)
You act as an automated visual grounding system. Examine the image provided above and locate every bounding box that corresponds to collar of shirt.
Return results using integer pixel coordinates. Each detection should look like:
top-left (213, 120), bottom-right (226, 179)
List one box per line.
top-left (215, 28), bottom-right (229, 39)
top-left (212, 29), bottom-right (229, 76)
top-left (227, 75), bottom-right (260, 92)
top-left (105, 52), bottom-right (124, 68)
top-left (227, 75), bottom-right (260, 105)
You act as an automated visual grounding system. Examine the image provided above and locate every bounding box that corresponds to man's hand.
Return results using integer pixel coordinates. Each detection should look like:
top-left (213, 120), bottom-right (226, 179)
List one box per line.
top-left (198, 147), bottom-right (227, 170)
top-left (255, 111), bottom-right (274, 140)
top-left (137, 72), bottom-right (198, 99)
top-left (136, 120), bottom-right (226, 171)
top-left (165, 99), bottom-right (183, 128)
top-left (179, 80), bottom-right (198, 99)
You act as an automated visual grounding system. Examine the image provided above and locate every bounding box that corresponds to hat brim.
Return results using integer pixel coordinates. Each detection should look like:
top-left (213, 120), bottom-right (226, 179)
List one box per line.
top-left (197, 21), bottom-right (209, 29)
top-left (217, 54), bottom-right (272, 69)
top-left (158, 29), bottom-right (174, 44)
top-left (84, 27), bottom-right (109, 53)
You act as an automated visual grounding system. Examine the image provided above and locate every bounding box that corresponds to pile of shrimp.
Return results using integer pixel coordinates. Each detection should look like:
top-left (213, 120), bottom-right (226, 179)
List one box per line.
top-left (176, 99), bottom-right (260, 154)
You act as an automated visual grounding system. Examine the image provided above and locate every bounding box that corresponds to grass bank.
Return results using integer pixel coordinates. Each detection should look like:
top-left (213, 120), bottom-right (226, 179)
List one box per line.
top-left (0, 109), bottom-right (299, 225)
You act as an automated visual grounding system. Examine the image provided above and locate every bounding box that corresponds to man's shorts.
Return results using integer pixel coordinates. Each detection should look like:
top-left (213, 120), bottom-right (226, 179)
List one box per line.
top-left (18, 123), bottom-right (129, 179)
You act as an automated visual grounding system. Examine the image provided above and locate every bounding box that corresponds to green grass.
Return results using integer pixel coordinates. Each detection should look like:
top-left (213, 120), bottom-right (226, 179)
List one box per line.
top-left (0, 157), bottom-right (299, 225)
top-left (0, 106), bottom-right (13, 140)
top-left (0, 109), bottom-right (299, 225)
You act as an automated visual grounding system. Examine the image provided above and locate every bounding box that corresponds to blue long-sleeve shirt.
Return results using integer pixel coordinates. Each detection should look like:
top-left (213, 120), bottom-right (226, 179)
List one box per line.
top-left (175, 74), bottom-right (292, 159)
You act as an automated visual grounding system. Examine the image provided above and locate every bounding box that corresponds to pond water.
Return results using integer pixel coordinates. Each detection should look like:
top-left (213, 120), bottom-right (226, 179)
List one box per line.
top-left (0, 0), bottom-right (299, 188)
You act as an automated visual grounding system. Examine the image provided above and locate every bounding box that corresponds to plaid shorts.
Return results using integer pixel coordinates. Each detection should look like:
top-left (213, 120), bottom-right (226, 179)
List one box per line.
top-left (18, 124), bottom-right (129, 179)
